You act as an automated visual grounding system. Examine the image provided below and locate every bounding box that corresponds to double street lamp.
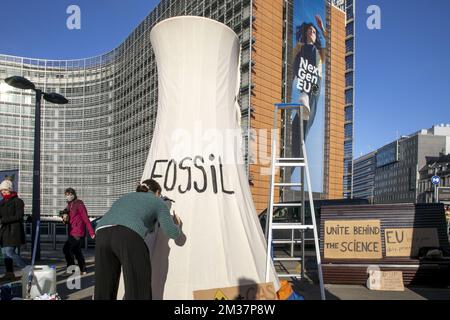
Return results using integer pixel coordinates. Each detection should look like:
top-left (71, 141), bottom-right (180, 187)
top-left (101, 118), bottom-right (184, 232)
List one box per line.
top-left (4, 76), bottom-right (68, 261)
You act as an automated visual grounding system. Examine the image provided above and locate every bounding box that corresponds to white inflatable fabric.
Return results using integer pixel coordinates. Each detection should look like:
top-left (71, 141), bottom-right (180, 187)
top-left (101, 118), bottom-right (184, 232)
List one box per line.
top-left (141, 16), bottom-right (280, 300)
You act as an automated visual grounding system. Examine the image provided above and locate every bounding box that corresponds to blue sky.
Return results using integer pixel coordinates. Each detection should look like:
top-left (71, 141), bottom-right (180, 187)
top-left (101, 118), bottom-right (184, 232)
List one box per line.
top-left (0, 0), bottom-right (159, 59)
top-left (355, 0), bottom-right (450, 157)
top-left (1, 0), bottom-right (449, 159)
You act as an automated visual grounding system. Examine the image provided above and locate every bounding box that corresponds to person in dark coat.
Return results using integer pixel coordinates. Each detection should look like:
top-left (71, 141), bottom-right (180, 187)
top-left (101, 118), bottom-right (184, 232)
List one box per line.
top-left (0, 179), bottom-right (26, 282)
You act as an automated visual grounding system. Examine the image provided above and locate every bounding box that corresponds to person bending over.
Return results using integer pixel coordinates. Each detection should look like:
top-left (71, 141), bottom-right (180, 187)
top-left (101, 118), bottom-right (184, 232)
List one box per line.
top-left (94, 179), bottom-right (181, 300)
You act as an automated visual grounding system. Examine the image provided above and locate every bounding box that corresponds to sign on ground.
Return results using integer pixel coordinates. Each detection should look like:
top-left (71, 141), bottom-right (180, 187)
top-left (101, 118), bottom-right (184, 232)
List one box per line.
top-left (367, 270), bottom-right (405, 291)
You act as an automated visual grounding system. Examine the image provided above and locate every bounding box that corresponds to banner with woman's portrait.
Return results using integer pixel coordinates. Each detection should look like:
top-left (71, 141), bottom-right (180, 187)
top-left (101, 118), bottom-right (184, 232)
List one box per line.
top-left (289, 0), bottom-right (326, 193)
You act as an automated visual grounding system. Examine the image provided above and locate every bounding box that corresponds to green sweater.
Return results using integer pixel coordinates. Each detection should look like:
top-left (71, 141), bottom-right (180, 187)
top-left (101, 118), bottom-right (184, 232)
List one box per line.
top-left (96, 192), bottom-right (180, 240)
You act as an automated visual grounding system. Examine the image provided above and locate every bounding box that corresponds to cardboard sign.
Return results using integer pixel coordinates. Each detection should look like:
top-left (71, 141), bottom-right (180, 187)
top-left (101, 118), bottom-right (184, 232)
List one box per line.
top-left (193, 283), bottom-right (277, 300)
top-left (385, 228), bottom-right (439, 257)
top-left (367, 271), bottom-right (404, 292)
top-left (324, 220), bottom-right (383, 259)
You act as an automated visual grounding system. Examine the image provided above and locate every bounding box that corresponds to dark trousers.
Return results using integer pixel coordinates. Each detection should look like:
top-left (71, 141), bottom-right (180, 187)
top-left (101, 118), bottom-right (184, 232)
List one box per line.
top-left (2, 247), bottom-right (26, 272)
top-left (94, 226), bottom-right (152, 300)
top-left (63, 236), bottom-right (86, 272)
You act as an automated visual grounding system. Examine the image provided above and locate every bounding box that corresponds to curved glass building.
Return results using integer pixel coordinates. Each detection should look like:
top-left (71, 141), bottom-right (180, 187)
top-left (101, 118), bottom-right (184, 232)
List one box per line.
top-left (0, 0), bottom-right (349, 216)
top-left (0, 1), bottom-right (254, 216)
top-left (0, 52), bottom-right (131, 216)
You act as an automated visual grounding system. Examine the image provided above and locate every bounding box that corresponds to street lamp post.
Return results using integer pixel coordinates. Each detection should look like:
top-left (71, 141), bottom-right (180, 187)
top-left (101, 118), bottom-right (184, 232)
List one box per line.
top-left (4, 76), bottom-right (68, 261)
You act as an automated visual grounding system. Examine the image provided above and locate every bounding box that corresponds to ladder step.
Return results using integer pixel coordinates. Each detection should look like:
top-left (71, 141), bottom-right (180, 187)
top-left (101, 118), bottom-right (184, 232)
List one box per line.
top-left (273, 182), bottom-right (302, 187)
top-left (273, 257), bottom-right (302, 262)
top-left (275, 162), bottom-right (306, 167)
top-left (271, 223), bottom-right (314, 230)
top-left (277, 274), bottom-right (302, 278)
top-left (274, 158), bottom-right (306, 168)
top-left (273, 203), bottom-right (302, 207)
top-left (276, 158), bottom-right (305, 162)
top-left (272, 240), bottom-right (303, 244)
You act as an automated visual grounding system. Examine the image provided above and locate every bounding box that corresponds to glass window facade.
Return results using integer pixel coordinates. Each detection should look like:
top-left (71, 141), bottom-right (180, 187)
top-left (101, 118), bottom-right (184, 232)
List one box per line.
top-left (345, 89), bottom-right (353, 105)
top-left (345, 38), bottom-right (354, 53)
top-left (344, 0), bottom-right (355, 199)
top-left (345, 106), bottom-right (353, 122)
top-left (345, 72), bottom-right (353, 88)
top-left (346, 21), bottom-right (354, 37)
top-left (346, 2), bottom-right (354, 20)
top-left (0, 0), bottom-right (253, 217)
top-left (353, 152), bottom-right (376, 201)
top-left (344, 123), bottom-right (353, 139)
top-left (345, 55), bottom-right (354, 70)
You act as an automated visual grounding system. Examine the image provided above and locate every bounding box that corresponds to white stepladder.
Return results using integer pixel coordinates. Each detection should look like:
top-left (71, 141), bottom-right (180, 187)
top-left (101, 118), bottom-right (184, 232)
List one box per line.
top-left (264, 103), bottom-right (325, 300)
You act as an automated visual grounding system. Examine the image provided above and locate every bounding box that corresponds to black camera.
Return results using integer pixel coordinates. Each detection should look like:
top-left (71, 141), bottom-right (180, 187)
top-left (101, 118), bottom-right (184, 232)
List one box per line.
top-left (59, 208), bottom-right (70, 224)
top-left (59, 208), bottom-right (69, 216)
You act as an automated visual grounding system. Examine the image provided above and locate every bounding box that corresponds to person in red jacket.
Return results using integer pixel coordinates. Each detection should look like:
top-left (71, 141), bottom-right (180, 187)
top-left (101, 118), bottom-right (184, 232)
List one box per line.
top-left (62, 188), bottom-right (95, 275)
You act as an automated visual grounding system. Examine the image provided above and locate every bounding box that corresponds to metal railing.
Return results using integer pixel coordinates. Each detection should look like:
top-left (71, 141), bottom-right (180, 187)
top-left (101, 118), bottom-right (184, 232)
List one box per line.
top-left (24, 217), bottom-right (94, 250)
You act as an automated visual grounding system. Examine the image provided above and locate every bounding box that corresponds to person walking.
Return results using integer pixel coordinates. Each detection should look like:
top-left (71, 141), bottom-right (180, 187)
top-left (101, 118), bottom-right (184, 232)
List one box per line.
top-left (62, 188), bottom-right (95, 275)
top-left (0, 179), bottom-right (26, 282)
top-left (94, 179), bottom-right (181, 300)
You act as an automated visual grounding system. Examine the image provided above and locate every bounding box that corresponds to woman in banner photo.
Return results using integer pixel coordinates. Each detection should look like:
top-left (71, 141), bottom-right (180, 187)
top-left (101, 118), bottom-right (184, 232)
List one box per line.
top-left (62, 187), bottom-right (95, 275)
top-left (292, 15), bottom-right (327, 137)
top-left (94, 179), bottom-right (182, 300)
top-left (0, 178), bottom-right (27, 283)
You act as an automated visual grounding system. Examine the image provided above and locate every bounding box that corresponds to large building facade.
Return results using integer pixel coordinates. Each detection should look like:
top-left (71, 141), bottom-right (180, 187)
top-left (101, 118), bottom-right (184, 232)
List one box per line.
top-left (0, 0), bottom-right (348, 216)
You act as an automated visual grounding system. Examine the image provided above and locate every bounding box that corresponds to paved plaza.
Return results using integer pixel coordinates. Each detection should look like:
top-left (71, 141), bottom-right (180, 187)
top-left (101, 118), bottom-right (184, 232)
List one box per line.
top-left (1, 244), bottom-right (449, 300)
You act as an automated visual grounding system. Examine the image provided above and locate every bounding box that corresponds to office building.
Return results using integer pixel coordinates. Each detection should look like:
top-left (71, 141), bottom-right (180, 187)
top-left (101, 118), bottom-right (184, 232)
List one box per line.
top-left (353, 124), bottom-right (450, 204)
top-left (0, 0), bottom-right (349, 216)
top-left (353, 151), bottom-right (375, 203)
